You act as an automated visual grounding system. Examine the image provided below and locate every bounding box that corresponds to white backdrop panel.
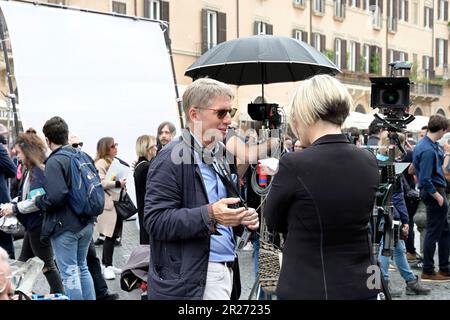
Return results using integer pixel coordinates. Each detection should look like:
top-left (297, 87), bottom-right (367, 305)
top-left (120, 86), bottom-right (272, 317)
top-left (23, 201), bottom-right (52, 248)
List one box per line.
top-left (0, 1), bottom-right (180, 166)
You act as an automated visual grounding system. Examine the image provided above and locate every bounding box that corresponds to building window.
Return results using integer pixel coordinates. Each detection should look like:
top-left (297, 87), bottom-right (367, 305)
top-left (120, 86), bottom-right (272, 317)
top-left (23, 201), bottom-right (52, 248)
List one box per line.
top-left (335, 39), bottom-right (341, 69)
top-left (438, 39), bottom-right (445, 67)
top-left (148, 0), bottom-right (160, 20)
top-left (293, 29), bottom-right (307, 42)
top-left (334, 0), bottom-right (345, 18)
top-left (363, 44), bottom-right (370, 73)
top-left (437, 108), bottom-right (446, 116)
top-left (371, 0), bottom-right (382, 28)
top-left (424, 7), bottom-right (433, 28)
top-left (202, 9), bottom-right (226, 53)
top-left (414, 107), bottom-right (423, 116)
top-left (112, 1), bottom-right (127, 14)
top-left (399, 0), bottom-right (407, 21)
top-left (350, 0), bottom-right (357, 7)
top-left (412, 1), bottom-right (418, 24)
top-left (314, 0), bottom-right (325, 13)
top-left (348, 41), bottom-right (357, 71)
top-left (206, 11), bottom-right (217, 50)
top-left (438, 0), bottom-right (448, 20)
top-left (388, 0), bottom-right (397, 31)
top-left (423, 55), bottom-right (431, 78)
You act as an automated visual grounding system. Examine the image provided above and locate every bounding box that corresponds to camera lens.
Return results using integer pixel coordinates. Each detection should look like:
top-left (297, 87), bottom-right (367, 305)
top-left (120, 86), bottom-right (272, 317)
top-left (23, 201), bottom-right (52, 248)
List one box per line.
top-left (381, 89), bottom-right (400, 105)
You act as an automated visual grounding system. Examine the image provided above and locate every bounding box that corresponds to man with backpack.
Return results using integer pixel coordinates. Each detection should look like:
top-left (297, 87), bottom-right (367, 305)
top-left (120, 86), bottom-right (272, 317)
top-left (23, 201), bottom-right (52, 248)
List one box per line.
top-left (35, 116), bottom-right (103, 300)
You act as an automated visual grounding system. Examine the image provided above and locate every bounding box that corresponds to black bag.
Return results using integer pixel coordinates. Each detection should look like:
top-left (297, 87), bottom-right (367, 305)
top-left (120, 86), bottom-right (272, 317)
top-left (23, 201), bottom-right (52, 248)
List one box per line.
top-left (114, 189), bottom-right (137, 221)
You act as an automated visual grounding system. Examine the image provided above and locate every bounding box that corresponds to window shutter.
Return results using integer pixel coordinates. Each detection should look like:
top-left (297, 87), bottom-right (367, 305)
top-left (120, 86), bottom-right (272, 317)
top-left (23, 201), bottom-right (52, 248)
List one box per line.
top-left (424, 7), bottom-right (427, 26)
top-left (430, 57), bottom-right (435, 78)
top-left (356, 0), bottom-right (361, 8)
top-left (341, 39), bottom-right (347, 69)
top-left (439, 0), bottom-right (442, 19)
top-left (267, 24), bottom-right (273, 35)
top-left (143, 0), bottom-right (149, 18)
top-left (369, 0), bottom-right (376, 7)
top-left (217, 12), bottom-right (226, 44)
top-left (379, 0), bottom-right (383, 13)
top-left (378, 46), bottom-right (383, 74)
top-left (343, 1), bottom-right (346, 17)
top-left (292, 29), bottom-right (297, 38)
top-left (405, 0), bottom-right (408, 21)
top-left (254, 21), bottom-right (259, 35)
top-left (311, 32), bottom-right (316, 47)
top-left (320, 34), bottom-right (326, 53)
top-left (201, 9), bottom-right (208, 53)
top-left (436, 38), bottom-right (439, 67)
top-left (387, 0), bottom-right (391, 16)
top-left (430, 7), bottom-right (434, 25)
top-left (445, 1), bottom-right (449, 20)
top-left (302, 31), bottom-right (308, 42)
top-left (445, 40), bottom-right (448, 65)
top-left (161, 1), bottom-right (170, 22)
top-left (363, 0), bottom-right (367, 10)
top-left (355, 42), bottom-right (361, 71)
top-left (422, 55), bottom-right (426, 70)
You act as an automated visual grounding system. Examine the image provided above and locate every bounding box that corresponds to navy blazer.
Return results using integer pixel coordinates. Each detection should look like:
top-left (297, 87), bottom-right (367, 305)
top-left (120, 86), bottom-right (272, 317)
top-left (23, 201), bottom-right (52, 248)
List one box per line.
top-left (144, 130), bottom-right (236, 300)
top-left (0, 144), bottom-right (16, 203)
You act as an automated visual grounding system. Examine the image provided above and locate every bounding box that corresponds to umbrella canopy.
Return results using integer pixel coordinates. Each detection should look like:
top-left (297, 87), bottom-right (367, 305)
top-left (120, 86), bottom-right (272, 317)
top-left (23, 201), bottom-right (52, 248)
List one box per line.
top-left (185, 35), bottom-right (340, 85)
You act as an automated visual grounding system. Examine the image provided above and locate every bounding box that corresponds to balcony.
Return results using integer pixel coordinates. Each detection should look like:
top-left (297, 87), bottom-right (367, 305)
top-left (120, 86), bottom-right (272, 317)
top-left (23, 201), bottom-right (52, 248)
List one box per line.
top-left (410, 82), bottom-right (443, 96)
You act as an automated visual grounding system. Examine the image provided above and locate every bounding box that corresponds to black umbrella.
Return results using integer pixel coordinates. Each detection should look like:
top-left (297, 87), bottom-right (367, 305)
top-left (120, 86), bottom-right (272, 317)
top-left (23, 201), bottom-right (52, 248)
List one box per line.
top-left (185, 35), bottom-right (340, 99)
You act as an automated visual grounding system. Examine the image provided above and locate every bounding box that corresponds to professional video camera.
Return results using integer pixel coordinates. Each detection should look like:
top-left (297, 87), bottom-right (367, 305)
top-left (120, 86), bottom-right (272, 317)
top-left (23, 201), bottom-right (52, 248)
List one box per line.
top-left (369, 61), bottom-right (413, 261)
top-left (247, 102), bottom-right (283, 129)
top-left (369, 61), bottom-right (416, 300)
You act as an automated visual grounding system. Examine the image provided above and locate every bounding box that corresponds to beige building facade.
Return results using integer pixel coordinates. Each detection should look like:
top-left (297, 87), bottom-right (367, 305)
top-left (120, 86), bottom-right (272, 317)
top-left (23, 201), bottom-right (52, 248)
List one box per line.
top-left (3, 0), bottom-right (450, 127)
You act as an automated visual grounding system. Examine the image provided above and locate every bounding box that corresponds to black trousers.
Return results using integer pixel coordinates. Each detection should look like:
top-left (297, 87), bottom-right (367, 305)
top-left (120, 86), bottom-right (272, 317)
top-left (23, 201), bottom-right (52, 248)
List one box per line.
top-left (0, 230), bottom-right (14, 259)
top-left (405, 196), bottom-right (420, 254)
top-left (102, 219), bottom-right (122, 267)
top-left (19, 225), bottom-right (64, 294)
top-left (87, 240), bottom-right (109, 299)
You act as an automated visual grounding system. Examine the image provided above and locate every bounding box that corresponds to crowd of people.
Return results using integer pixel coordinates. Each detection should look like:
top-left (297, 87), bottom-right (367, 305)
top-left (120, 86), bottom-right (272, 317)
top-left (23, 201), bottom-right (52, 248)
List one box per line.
top-left (0, 74), bottom-right (448, 300)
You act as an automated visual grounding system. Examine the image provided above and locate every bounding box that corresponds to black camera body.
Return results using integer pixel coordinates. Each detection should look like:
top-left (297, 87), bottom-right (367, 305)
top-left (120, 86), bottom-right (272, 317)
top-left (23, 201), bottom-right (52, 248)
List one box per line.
top-left (247, 103), bottom-right (282, 129)
top-left (370, 77), bottom-right (412, 129)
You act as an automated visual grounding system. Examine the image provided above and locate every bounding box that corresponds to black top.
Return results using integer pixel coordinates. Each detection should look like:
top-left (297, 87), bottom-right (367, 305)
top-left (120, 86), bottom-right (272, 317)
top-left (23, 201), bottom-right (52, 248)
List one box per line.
top-left (264, 134), bottom-right (379, 300)
top-left (134, 157), bottom-right (151, 215)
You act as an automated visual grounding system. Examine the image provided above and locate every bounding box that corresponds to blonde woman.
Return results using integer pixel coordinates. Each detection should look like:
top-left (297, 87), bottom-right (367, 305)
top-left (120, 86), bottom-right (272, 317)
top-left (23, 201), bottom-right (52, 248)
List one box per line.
top-left (134, 135), bottom-right (157, 245)
top-left (94, 137), bottom-right (126, 280)
top-left (264, 74), bottom-right (380, 300)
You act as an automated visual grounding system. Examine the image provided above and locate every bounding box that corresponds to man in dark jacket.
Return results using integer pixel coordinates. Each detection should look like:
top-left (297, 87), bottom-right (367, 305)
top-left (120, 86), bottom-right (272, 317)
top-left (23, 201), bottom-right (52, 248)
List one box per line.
top-left (0, 125), bottom-right (17, 259)
top-left (35, 116), bottom-right (96, 300)
top-left (144, 78), bottom-right (259, 300)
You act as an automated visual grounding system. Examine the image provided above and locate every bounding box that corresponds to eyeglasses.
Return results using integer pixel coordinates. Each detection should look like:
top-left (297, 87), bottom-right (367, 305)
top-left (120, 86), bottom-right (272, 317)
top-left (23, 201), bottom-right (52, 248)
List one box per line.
top-left (110, 143), bottom-right (118, 149)
top-left (71, 142), bottom-right (83, 148)
top-left (196, 107), bottom-right (237, 119)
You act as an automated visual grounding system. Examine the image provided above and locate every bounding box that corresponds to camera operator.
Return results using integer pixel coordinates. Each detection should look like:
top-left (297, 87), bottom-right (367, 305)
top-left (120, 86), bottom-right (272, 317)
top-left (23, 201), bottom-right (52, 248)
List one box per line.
top-left (377, 134), bottom-right (430, 297)
top-left (412, 114), bottom-right (450, 282)
top-left (264, 74), bottom-right (380, 300)
top-left (367, 118), bottom-right (387, 146)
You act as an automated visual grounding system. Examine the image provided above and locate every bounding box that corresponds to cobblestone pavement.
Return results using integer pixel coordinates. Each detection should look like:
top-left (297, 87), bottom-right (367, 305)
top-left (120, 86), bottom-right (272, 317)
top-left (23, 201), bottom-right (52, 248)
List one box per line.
top-left (16, 219), bottom-right (450, 300)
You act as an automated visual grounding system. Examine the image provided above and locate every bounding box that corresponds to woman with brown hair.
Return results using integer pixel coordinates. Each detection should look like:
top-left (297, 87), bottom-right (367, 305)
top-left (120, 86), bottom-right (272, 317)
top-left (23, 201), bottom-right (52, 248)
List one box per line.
top-left (94, 137), bottom-right (126, 280)
top-left (0, 130), bottom-right (64, 294)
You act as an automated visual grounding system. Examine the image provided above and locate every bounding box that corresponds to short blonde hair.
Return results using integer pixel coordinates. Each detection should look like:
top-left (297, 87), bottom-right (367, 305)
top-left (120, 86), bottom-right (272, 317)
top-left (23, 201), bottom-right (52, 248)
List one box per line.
top-left (183, 78), bottom-right (234, 123)
top-left (136, 135), bottom-right (156, 158)
top-left (288, 74), bottom-right (352, 134)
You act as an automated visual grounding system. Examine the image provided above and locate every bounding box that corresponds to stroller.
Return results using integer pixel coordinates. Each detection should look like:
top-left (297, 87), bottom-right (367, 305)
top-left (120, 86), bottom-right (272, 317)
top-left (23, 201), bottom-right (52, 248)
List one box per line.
top-left (120, 245), bottom-right (149, 299)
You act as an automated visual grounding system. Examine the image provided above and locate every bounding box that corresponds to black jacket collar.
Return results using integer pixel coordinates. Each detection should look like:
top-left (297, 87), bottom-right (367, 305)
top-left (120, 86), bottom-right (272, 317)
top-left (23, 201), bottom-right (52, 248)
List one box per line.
top-left (311, 134), bottom-right (350, 146)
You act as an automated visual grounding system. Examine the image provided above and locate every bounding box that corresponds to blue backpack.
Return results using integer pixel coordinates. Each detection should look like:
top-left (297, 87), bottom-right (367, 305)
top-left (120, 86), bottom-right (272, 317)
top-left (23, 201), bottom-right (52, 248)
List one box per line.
top-left (59, 148), bottom-right (105, 218)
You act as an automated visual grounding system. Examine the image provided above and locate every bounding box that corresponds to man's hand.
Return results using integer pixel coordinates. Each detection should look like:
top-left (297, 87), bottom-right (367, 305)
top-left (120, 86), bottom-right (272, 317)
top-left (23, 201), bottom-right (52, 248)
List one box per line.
top-left (211, 198), bottom-right (246, 227)
top-left (433, 192), bottom-right (445, 207)
top-left (401, 224), bottom-right (409, 240)
top-left (241, 207), bottom-right (259, 230)
top-left (0, 203), bottom-right (13, 216)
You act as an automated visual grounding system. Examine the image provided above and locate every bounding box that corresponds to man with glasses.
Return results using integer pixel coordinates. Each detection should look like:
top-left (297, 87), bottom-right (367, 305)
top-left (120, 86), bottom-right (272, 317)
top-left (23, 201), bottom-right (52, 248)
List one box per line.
top-left (144, 78), bottom-right (259, 300)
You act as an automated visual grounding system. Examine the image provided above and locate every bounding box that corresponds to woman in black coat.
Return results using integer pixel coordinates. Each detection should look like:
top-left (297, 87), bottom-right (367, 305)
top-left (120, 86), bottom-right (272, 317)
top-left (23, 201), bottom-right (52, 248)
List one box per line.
top-left (264, 74), bottom-right (379, 300)
top-left (134, 135), bottom-right (157, 245)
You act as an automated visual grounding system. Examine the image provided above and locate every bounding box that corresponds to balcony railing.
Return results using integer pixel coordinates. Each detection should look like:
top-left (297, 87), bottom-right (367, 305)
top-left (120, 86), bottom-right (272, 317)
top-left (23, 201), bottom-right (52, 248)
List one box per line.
top-left (410, 82), bottom-right (443, 96)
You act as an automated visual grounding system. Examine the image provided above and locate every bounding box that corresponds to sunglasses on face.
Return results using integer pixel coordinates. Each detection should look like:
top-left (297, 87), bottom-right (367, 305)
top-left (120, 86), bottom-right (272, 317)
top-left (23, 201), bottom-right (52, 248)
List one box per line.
top-left (72, 142), bottom-right (83, 148)
top-left (110, 143), bottom-right (118, 149)
top-left (196, 107), bottom-right (237, 119)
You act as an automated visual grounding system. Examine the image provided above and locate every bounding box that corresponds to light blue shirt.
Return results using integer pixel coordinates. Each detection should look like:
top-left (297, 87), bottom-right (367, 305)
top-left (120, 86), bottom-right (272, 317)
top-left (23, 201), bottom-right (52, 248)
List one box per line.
top-left (193, 136), bottom-right (235, 263)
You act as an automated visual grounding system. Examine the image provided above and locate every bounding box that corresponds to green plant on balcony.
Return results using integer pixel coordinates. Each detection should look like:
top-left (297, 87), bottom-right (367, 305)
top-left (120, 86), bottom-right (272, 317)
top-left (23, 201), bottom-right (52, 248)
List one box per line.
top-left (359, 55), bottom-right (366, 73)
top-left (410, 63), bottom-right (418, 81)
top-left (370, 52), bottom-right (381, 75)
top-left (325, 49), bottom-right (335, 62)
